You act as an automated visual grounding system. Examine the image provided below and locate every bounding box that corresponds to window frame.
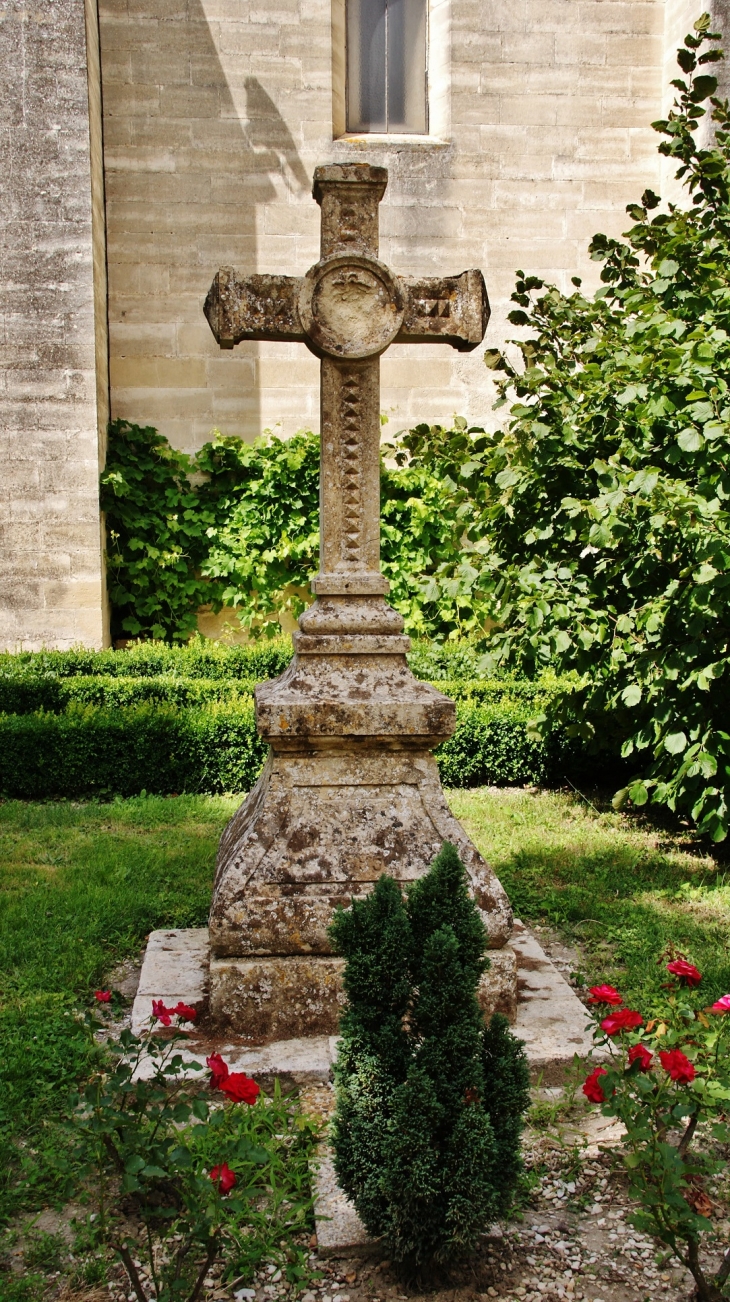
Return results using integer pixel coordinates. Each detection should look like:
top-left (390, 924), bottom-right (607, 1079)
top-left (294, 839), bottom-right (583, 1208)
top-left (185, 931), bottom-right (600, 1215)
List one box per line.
top-left (344, 0), bottom-right (429, 136)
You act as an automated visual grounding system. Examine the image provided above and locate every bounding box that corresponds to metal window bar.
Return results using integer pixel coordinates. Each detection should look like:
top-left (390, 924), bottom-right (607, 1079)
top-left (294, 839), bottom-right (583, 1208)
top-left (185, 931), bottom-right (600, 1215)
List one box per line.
top-left (346, 0), bottom-right (428, 134)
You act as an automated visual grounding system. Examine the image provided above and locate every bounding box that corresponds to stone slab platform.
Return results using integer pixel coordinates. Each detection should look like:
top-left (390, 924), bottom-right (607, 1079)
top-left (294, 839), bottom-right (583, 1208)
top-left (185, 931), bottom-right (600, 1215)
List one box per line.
top-left (132, 921), bottom-right (595, 1084)
top-left (130, 922), bottom-right (601, 1255)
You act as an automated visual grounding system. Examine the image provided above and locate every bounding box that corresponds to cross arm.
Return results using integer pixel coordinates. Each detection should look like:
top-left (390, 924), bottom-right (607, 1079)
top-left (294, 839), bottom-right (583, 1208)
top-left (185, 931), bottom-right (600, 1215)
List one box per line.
top-left (396, 270), bottom-right (490, 351)
top-left (204, 268), bottom-right (305, 349)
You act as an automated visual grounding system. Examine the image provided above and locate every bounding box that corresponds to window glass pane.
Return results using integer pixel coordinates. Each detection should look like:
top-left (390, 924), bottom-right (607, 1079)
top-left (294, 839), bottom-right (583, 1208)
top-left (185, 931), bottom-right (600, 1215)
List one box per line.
top-left (347, 0), bottom-right (387, 132)
top-left (386, 0), bottom-right (427, 132)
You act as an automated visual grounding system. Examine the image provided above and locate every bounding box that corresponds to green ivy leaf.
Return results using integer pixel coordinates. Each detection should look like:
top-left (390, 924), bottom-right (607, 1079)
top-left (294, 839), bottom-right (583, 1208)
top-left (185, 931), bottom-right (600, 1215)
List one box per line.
top-left (664, 731), bottom-right (688, 754)
top-left (677, 429), bottom-right (703, 452)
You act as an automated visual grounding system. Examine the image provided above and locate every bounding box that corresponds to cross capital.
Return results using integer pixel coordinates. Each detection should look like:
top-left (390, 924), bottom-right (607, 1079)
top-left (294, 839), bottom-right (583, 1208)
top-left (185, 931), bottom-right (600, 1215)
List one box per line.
top-left (204, 163), bottom-right (490, 621)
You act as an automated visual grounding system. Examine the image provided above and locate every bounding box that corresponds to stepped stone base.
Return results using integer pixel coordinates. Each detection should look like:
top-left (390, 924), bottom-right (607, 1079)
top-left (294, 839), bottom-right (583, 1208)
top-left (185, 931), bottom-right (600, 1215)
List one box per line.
top-left (208, 944), bottom-right (518, 1041)
top-left (210, 743), bottom-right (515, 961)
top-left (132, 920), bottom-right (591, 1076)
top-left (207, 733), bottom-right (517, 1038)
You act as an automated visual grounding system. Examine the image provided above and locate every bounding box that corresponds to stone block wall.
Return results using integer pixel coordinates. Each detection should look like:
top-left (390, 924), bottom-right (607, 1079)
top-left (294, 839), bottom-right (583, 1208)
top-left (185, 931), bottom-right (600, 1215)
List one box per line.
top-left (4, 0), bottom-right (728, 648)
top-left (101, 0), bottom-right (668, 451)
top-left (0, 0), bottom-right (108, 650)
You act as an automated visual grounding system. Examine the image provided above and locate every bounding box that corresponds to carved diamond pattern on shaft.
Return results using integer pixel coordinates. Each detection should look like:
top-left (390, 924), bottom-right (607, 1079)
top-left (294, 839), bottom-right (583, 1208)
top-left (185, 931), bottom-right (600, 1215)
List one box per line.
top-left (341, 372), bottom-right (362, 565)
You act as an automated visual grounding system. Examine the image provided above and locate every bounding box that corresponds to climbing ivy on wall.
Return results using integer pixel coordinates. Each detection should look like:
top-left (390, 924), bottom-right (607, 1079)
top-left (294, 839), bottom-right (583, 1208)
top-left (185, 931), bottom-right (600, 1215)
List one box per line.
top-left (101, 420), bottom-right (217, 643)
top-left (100, 418), bottom-right (495, 644)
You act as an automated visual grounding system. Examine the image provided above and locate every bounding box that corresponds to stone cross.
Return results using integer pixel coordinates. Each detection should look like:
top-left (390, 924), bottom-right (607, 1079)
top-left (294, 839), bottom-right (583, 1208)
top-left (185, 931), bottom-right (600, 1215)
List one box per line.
top-left (202, 164), bottom-right (516, 1044)
top-left (205, 163), bottom-right (489, 609)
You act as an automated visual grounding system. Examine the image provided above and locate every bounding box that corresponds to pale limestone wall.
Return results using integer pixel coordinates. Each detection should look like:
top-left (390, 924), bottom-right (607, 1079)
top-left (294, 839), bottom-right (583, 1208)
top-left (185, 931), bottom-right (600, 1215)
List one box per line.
top-left (0, 0), bottom-right (108, 650)
top-left (101, 0), bottom-right (668, 451)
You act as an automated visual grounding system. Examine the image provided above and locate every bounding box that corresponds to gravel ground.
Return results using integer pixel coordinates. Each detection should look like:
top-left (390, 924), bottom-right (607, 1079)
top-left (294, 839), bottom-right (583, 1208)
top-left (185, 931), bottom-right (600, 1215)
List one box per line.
top-left (93, 1135), bottom-right (727, 1302)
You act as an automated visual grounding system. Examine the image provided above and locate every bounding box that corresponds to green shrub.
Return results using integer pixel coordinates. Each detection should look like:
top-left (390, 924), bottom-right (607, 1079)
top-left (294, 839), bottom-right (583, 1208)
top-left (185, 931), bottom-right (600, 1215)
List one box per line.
top-left (0, 703), bottom-right (267, 799)
top-left (436, 703), bottom-right (552, 787)
top-left (101, 418), bottom-right (495, 643)
top-left (406, 640), bottom-right (488, 681)
top-left (329, 843), bottom-right (530, 1272)
top-left (0, 635), bottom-right (293, 681)
top-left (0, 675), bottom-right (257, 714)
top-left (404, 20), bottom-right (730, 840)
top-left (99, 419), bottom-right (219, 643)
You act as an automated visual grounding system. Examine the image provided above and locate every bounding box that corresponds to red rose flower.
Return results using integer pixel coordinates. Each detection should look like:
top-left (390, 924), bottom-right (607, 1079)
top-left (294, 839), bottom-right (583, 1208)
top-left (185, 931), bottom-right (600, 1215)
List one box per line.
top-left (206, 1052), bottom-right (230, 1089)
top-left (659, 1048), bottom-right (696, 1083)
top-left (600, 1008), bottom-right (643, 1036)
top-left (583, 1066), bottom-right (608, 1103)
top-left (220, 1072), bottom-right (260, 1105)
top-left (628, 1043), bottom-right (653, 1072)
top-left (666, 959), bottom-right (702, 987)
top-left (710, 993), bottom-right (730, 1014)
top-left (94, 990), bottom-right (111, 1003)
top-left (151, 999), bottom-right (173, 1026)
top-left (210, 1162), bottom-right (236, 1195)
top-left (587, 984), bottom-right (623, 1006)
top-left (171, 1001), bottom-right (197, 1022)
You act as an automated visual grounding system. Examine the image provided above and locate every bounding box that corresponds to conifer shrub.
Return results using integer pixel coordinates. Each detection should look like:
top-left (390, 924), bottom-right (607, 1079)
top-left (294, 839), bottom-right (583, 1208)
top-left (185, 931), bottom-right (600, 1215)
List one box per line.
top-left (329, 843), bottom-right (530, 1274)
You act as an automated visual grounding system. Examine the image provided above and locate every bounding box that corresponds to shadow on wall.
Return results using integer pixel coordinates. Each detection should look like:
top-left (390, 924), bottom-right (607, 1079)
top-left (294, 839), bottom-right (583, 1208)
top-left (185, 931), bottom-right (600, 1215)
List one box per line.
top-left (243, 77), bottom-right (310, 193)
top-left (101, 0), bottom-right (309, 450)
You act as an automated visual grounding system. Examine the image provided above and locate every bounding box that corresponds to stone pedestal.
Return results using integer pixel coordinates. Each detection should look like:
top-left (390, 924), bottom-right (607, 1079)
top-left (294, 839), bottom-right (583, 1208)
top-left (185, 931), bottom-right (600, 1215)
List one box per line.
top-left (208, 600), bottom-right (516, 1039)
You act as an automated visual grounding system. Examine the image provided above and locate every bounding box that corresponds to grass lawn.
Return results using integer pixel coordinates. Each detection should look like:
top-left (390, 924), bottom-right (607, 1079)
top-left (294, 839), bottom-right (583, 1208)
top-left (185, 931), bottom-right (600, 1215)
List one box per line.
top-left (0, 794), bottom-right (237, 1226)
top-left (1, 786), bottom-right (730, 1229)
top-left (450, 786), bottom-right (730, 1008)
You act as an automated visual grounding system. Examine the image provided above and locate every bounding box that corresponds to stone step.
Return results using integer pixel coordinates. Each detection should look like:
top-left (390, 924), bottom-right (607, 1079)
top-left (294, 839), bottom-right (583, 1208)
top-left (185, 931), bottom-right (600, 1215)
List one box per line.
top-left (132, 920), bottom-right (596, 1084)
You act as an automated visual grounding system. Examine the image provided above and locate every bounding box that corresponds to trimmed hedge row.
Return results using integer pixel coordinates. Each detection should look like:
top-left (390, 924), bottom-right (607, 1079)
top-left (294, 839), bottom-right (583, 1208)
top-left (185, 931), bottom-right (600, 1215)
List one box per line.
top-left (0, 636), bottom-right (506, 685)
top-left (0, 637), bottom-right (294, 682)
top-left (0, 675), bottom-right (258, 714)
top-left (0, 703), bottom-right (268, 799)
top-left (0, 672), bottom-right (570, 716)
top-left (0, 698), bottom-right (589, 799)
top-left (0, 638), bottom-right (602, 797)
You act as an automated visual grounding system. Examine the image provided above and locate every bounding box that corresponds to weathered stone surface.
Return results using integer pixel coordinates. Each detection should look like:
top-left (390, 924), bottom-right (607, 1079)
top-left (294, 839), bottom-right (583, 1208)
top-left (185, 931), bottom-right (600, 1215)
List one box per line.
top-left (0, 0), bottom-right (107, 651)
top-left (478, 946), bottom-right (518, 1023)
top-left (398, 271), bottom-right (490, 350)
top-left (204, 271), bottom-right (304, 349)
top-left (211, 747), bottom-right (513, 959)
top-left (209, 956), bottom-right (346, 1041)
top-left (511, 920), bottom-right (602, 1084)
top-left (312, 1148), bottom-right (376, 1258)
top-left (255, 649), bottom-right (456, 738)
top-left (132, 927), bottom-right (210, 1034)
top-left (206, 164), bottom-right (514, 1036)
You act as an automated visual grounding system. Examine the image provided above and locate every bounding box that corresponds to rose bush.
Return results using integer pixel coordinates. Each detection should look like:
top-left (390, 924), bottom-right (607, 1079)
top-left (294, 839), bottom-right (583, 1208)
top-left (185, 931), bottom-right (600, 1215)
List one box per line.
top-left (72, 1002), bottom-right (316, 1302)
top-left (582, 958), bottom-right (730, 1300)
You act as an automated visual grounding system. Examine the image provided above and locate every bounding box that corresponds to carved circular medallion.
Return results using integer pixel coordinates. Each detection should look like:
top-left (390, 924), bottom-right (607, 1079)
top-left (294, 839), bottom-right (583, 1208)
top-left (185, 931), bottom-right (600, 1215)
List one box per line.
top-left (298, 254), bottom-right (406, 359)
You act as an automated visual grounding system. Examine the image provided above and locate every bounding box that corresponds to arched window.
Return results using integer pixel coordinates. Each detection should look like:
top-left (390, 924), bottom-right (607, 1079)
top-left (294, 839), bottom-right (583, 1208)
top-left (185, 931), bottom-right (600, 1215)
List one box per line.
top-left (346, 0), bottom-right (428, 133)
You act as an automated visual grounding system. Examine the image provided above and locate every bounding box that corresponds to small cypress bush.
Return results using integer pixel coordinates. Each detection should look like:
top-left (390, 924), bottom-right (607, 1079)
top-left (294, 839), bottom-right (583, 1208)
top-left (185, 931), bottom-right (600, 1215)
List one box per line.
top-left (330, 843), bottom-right (530, 1274)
